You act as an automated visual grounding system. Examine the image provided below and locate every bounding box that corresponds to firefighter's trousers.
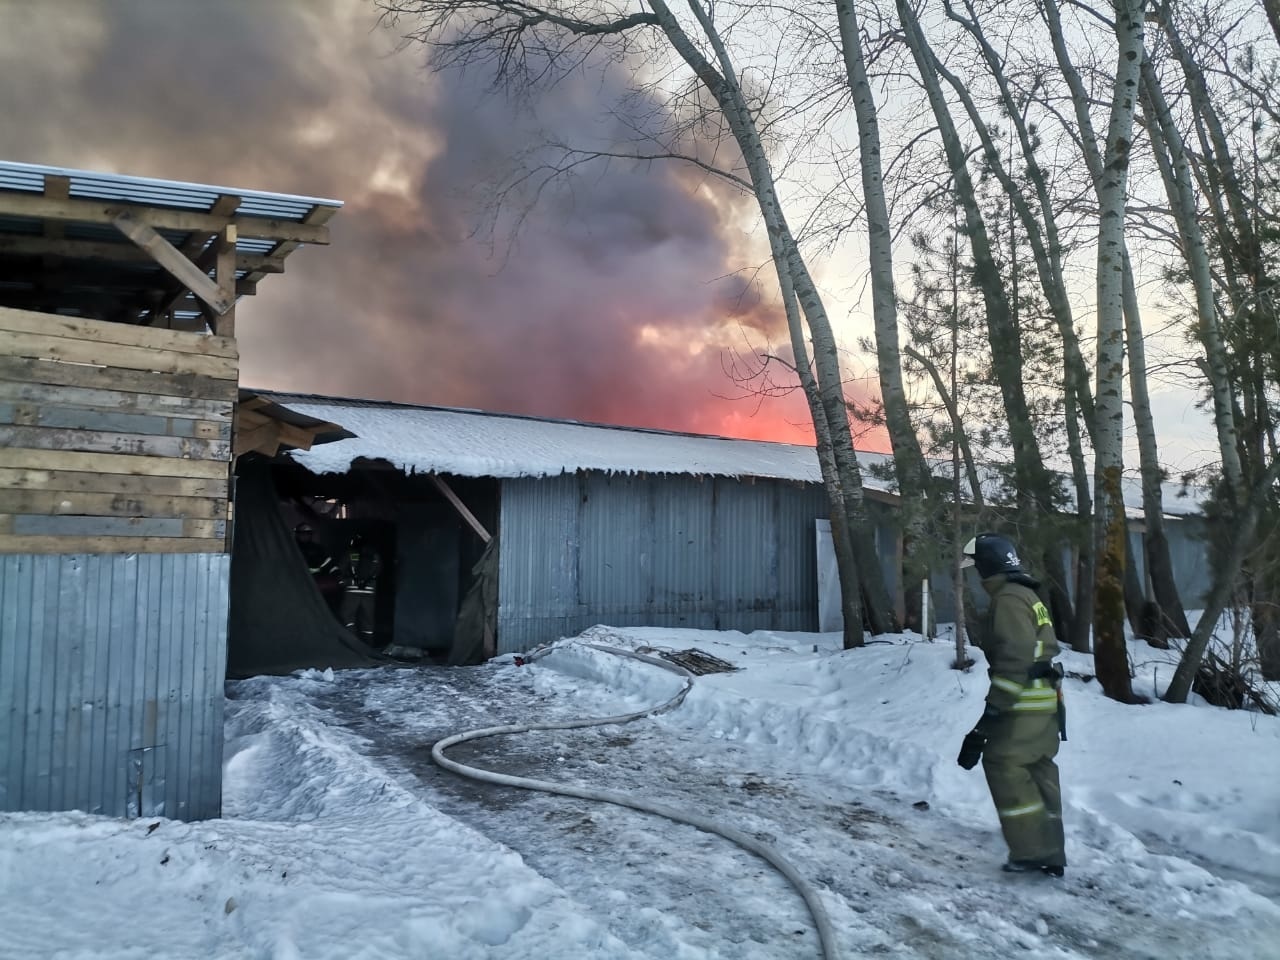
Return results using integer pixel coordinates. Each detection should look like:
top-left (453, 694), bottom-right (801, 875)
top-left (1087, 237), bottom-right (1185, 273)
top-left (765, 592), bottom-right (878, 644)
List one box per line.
top-left (341, 587), bottom-right (376, 644)
top-left (981, 709), bottom-right (1065, 867)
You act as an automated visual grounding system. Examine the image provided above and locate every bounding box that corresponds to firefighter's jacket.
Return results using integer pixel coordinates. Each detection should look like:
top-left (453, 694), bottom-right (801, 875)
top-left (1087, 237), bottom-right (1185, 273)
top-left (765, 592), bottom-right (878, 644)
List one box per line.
top-left (340, 544), bottom-right (381, 595)
top-left (978, 574), bottom-right (1060, 716)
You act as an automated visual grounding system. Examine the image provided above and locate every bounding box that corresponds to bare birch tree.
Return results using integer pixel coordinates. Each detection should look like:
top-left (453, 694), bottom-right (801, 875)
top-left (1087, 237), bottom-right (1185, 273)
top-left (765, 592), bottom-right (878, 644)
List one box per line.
top-left (832, 0), bottom-right (934, 632)
top-left (1087, 0), bottom-right (1146, 703)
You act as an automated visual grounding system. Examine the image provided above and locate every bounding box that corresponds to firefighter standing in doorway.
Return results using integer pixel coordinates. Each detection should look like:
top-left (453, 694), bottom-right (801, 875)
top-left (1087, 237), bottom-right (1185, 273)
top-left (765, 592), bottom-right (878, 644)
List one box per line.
top-left (957, 532), bottom-right (1068, 877)
top-left (339, 533), bottom-right (382, 646)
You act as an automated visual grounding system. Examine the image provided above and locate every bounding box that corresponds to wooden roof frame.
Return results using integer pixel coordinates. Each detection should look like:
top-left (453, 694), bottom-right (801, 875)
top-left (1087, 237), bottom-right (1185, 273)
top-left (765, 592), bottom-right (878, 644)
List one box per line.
top-left (0, 164), bottom-right (341, 336)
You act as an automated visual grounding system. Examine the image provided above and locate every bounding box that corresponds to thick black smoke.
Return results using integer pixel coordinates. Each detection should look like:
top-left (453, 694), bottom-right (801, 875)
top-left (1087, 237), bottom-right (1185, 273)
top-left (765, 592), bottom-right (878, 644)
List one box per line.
top-left (0, 0), bottom-right (817, 440)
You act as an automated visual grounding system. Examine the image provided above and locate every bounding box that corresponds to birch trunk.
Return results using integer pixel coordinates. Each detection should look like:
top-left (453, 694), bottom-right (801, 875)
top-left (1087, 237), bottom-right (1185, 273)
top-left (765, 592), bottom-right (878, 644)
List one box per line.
top-left (1044, 0), bottom-right (1187, 652)
top-left (1091, 0), bottom-right (1145, 704)
top-left (833, 0), bottom-right (932, 631)
top-left (651, 0), bottom-right (896, 635)
top-left (777, 254), bottom-right (868, 648)
top-left (1064, 383), bottom-right (1094, 653)
top-left (903, 345), bottom-right (983, 506)
top-left (1140, 63), bottom-right (1246, 501)
top-left (897, 0), bottom-right (1075, 644)
top-left (1122, 239), bottom-right (1191, 638)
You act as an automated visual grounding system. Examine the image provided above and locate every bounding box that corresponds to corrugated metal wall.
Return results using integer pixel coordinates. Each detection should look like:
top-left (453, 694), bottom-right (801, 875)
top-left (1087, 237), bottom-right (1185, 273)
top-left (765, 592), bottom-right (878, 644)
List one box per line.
top-left (496, 473), bottom-right (829, 653)
top-left (0, 553), bottom-right (227, 820)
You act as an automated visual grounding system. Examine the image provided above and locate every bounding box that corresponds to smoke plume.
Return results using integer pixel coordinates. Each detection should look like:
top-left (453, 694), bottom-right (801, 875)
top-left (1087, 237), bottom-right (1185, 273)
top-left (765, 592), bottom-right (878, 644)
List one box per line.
top-left (0, 0), bottom-right (850, 443)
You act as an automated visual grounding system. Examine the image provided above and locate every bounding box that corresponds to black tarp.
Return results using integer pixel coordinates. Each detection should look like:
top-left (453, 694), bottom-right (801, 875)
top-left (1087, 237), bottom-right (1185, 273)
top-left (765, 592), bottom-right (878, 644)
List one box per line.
top-left (227, 457), bottom-right (386, 678)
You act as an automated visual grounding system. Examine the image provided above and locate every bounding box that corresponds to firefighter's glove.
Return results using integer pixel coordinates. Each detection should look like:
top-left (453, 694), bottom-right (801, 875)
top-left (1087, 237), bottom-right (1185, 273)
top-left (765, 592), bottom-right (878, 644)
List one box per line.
top-left (973, 703), bottom-right (1003, 738)
top-left (956, 730), bottom-right (986, 770)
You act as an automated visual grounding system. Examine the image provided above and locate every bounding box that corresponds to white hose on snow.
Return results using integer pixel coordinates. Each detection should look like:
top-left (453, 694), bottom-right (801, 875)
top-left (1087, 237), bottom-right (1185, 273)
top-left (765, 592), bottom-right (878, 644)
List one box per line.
top-left (431, 641), bottom-right (840, 960)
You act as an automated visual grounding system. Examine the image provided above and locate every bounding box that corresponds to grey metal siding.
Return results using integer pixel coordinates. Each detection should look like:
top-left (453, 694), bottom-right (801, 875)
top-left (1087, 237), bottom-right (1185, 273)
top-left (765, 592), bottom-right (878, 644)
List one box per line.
top-left (0, 553), bottom-right (227, 820)
top-left (497, 473), bottom-right (826, 652)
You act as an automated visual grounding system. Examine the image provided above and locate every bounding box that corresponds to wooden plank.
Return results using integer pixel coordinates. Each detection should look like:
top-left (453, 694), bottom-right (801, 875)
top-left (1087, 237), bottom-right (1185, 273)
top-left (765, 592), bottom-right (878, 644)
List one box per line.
top-left (3, 514), bottom-right (225, 540)
top-left (0, 356), bottom-right (238, 402)
top-left (233, 421), bottom-right (280, 457)
top-left (111, 214), bottom-right (234, 315)
top-left (9, 514), bottom-right (187, 537)
top-left (2, 331), bottom-right (237, 380)
top-left (0, 425), bottom-right (230, 462)
top-left (0, 305), bottom-right (238, 358)
top-left (429, 474), bottom-right (493, 543)
top-left (0, 467), bottom-right (227, 499)
top-left (0, 534), bottom-right (226, 555)
top-left (0, 490), bottom-right (225, 520)
top-left (0, 191), bottom-right (331, 244)
top-left (0, 447), bottom-right (230, 480)
top-left (0, 403), bottom-right (231, 440)
top-left (0, 235), bottom-right (284, 273)
top-left (0, 379), bottom-right (233, 421)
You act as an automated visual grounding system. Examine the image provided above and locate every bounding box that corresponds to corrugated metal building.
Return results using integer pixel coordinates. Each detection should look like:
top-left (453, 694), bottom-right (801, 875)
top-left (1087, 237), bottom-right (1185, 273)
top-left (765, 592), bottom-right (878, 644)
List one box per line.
top-left (256, 393), bottom-right (899, 661)
top-left (0, 162), bottom-right (340, 820)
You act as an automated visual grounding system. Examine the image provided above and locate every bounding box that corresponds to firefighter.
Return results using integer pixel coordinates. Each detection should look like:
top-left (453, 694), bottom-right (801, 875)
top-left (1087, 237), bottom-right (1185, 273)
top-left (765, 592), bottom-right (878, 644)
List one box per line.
top-left (295, 523), bottom-right (340, 612)
top-left (339, 533), bottom-right (382, 645)
top-left (956, 532), bottom-right (1067, 877)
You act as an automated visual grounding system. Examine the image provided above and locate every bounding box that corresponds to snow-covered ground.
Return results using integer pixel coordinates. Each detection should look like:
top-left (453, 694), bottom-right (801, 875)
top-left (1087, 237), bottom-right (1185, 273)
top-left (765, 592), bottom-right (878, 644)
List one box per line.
top-left (2, 625), bottom-right (1278, 959)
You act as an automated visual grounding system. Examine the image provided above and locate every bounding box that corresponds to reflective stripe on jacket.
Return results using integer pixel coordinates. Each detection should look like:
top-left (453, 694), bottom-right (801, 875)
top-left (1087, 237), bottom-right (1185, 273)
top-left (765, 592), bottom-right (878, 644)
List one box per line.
top-left (980, 576), bottom-right (1060, 714)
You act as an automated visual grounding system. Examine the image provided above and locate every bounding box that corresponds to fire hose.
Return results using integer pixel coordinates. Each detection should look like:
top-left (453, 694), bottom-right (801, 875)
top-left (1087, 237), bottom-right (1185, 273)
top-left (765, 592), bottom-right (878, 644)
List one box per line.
top-left (430, 641), bottom-right (840, 960)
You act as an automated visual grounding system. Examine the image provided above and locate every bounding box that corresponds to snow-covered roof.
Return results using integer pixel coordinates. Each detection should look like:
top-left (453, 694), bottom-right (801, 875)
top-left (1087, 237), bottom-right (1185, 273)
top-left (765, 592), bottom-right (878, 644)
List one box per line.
top-left (262, 391), bottom-right (864, 485)
top-left (260, 391), bottom-right (1206, 517)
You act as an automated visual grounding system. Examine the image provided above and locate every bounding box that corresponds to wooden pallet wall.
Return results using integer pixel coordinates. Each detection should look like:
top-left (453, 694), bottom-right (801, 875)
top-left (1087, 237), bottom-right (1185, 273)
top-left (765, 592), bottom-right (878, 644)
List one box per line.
top-left (0, 306), bottom-right (236, 554)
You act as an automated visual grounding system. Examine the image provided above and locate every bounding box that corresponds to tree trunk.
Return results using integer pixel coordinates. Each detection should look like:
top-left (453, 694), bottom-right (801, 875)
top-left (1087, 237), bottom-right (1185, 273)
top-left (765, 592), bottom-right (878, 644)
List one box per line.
top-left (776, 245), bottom-right (867, 649)
top-left (903, 345), bottom-right (984, 506)
top-left (1091, 0), bottom-right (1146, 704)
top-left (1265, 0), bottom-right (1280, 45)
top-left (1063, 383), bottom-right (1094, 653)
top-left (653, 0), bottom-right (896, 634)
top-left (1140, 62), bottom-right (1246, 502)
top-left (1121, 242), bottom-right (1190, 636)
top-left (897, 0), bottom-right (1075, 644)
top-left (834, 0), bottom-right (931, 630)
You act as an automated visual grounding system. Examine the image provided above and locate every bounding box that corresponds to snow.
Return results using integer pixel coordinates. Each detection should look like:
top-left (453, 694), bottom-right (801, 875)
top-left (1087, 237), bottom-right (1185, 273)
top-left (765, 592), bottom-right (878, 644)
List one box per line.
top-left (4, 625), bottom-right (1277, 959)
top-left (266, 393), bottom-right (1207, 516)
top-left (275, 395), bottom-right (851, 484)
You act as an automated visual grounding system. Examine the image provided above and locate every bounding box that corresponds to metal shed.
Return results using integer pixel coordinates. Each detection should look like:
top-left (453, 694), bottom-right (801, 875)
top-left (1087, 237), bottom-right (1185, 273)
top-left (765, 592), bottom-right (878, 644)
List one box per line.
top-left (258, 393), bottom-right (901, 660)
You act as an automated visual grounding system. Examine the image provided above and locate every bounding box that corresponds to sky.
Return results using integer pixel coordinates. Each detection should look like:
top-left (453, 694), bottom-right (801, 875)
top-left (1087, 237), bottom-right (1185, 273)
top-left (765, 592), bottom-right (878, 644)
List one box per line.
top-left (2, 623), bottom-right (1277, 959)
top-left (0, 0), bottom-right (1227, 466)
top-left (0, 0), bottom-right (831, 445)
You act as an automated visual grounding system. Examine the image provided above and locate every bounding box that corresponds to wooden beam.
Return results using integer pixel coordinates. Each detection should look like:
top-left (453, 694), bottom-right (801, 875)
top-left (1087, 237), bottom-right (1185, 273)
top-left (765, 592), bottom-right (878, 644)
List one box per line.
top-left (429, 474), bottom-right (492, 543)
top-left (0, 191), bottom-right (331, 244)
top-left (112, 213), bottom-right (234, 315)
top-left (213, 223), bottom-right (237, 336)
top-left (148, 194), bottom-right (244, 329)
top-left (43, 176), bottom-right (69, 242)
